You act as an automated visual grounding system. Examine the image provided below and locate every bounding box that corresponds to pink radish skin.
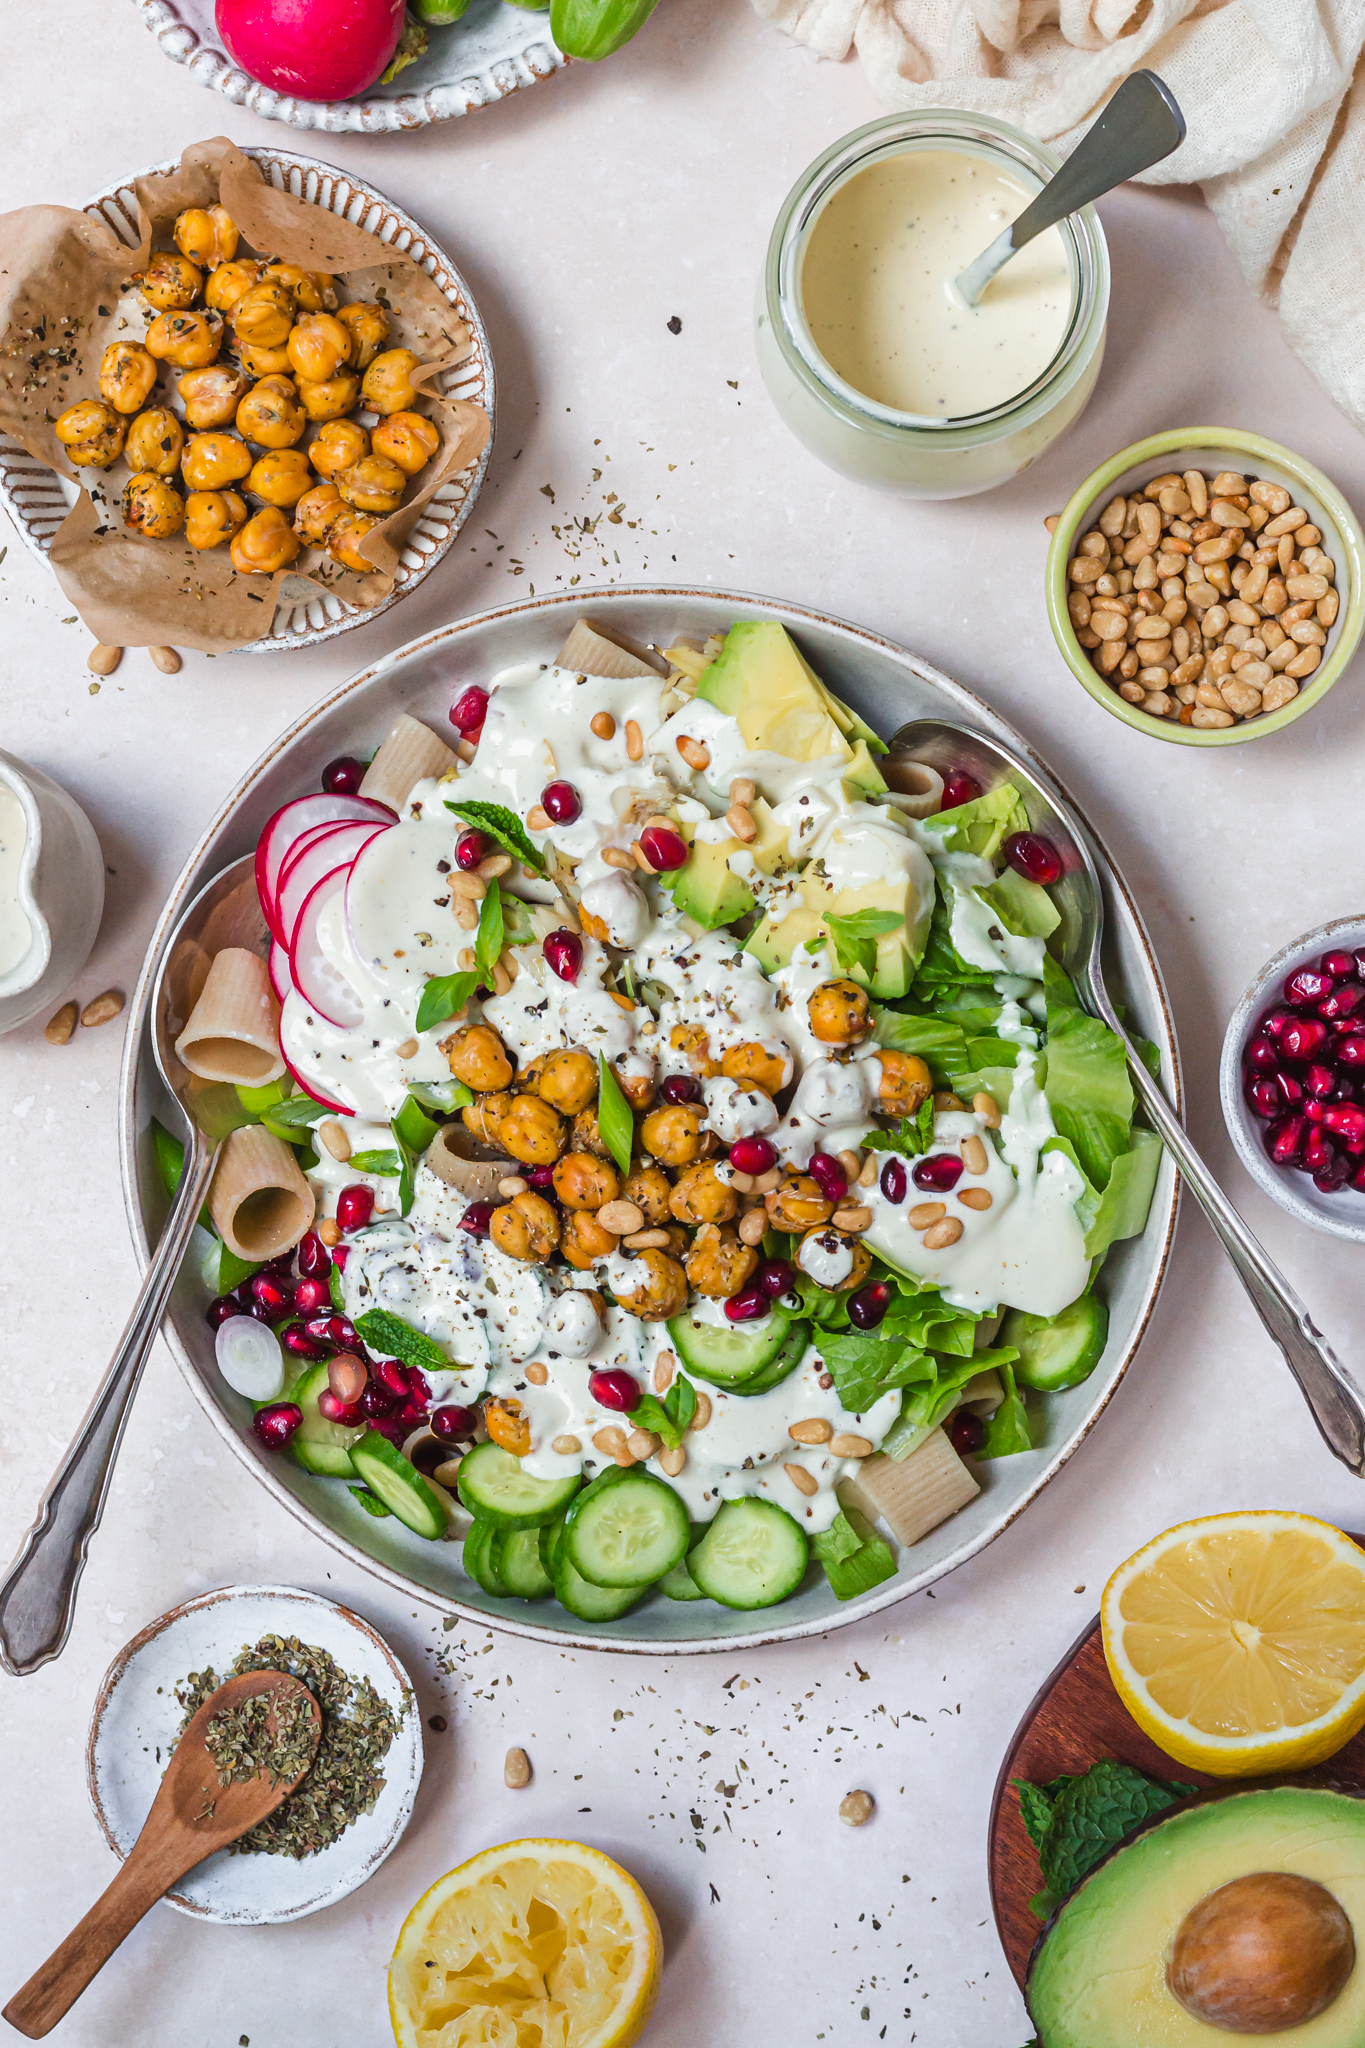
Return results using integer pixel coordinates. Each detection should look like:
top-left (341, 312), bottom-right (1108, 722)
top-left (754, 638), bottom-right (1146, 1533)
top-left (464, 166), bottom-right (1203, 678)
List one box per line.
top-left (269, 940), bottom-right (294, 1006)
top-left (278, 1027), bottom-right (351, 1115)
top-left (216, 0), bottom-right (406, 100)
top-left (276, 823), bottom-right (387, 953)
top-left (255, 792), bottom-right (391, 942)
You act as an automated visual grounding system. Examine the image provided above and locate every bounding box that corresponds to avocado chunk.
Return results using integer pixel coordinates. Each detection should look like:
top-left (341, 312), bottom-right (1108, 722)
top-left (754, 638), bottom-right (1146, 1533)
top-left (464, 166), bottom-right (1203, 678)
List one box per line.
top-left (744, 813), bottom-right (934, 999)
top-left (698, 621), bottom-right (854, 766)
top-left (1027, 1786), bottom-right (1365, 2047)
top-left (664, 798), bottom-right (795, 930)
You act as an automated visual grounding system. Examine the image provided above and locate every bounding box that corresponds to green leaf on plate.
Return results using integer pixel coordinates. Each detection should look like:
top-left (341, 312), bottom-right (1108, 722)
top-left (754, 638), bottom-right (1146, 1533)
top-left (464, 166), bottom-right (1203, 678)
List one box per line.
top-left (415, 971), bottom-right (479, 1036)
top-left (444, 799), bottom-right (546, 875)
top-left (475, 879), bottom-right (504, 986)
top-left (597, 1054), bottom-right (634, 1178)
top-left (824, 908), bottom-right (903, 981)
top-left (348, 1149), bottom-right (402, 1176)
top-left (353, 1308), bottom-right (450, 1373)
top-left (863, 1097), bottom-right (936, 1158)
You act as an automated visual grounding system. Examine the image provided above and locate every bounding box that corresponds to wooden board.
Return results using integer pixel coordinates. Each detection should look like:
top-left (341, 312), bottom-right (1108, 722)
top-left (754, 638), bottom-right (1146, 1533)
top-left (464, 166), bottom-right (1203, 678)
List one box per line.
top-left (989, 1584), bottom-right (1365, 1992)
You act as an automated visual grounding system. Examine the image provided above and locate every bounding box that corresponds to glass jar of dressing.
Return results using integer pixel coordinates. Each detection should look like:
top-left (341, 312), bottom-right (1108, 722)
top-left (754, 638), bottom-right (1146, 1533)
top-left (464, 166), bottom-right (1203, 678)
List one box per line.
top-left (755, 111), bottom-right (1110, 499)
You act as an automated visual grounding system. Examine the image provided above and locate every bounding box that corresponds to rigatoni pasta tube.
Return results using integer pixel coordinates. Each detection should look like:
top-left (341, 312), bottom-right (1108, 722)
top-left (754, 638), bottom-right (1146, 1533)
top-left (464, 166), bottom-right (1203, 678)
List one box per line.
top-left (359, 713), bottom-right (458, 812)
top-left (556, 619), bottom-right (658, 678)
top-left (174, 947), bottom-right (283, 1085)
top-left (847, 1432), bottom-right (979, 1547)
top-left (210, 1125), bottom-right (315, 1260)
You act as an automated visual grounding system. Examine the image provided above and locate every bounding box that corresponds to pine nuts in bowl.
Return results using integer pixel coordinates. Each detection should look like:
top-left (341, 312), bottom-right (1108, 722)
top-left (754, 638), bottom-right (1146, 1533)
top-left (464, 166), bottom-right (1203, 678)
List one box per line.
top-left (1046, 429), bottom-right (1365, 745)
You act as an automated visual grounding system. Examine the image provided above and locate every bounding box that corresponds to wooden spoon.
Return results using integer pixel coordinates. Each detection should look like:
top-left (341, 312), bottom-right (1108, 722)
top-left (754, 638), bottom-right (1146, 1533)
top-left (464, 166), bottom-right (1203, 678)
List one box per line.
top-left (4, 1669), bottom-right (320, 2038)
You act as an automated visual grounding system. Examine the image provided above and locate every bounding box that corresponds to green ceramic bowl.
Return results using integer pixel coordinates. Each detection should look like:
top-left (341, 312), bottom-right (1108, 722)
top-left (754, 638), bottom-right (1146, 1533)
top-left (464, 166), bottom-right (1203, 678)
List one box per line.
top-left (1045, 428), bottom-right (1365, 746)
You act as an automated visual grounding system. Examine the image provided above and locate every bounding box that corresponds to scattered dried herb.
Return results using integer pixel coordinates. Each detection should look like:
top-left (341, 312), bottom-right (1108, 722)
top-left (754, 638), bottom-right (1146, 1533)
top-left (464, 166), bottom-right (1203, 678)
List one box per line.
top-left (173, 1634), bottom-right (410, 1860)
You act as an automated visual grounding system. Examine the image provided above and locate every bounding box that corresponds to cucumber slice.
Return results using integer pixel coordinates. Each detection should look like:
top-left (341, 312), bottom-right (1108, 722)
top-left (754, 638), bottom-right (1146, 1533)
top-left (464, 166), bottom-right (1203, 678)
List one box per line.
top-left (495, 1525), bottom-right (554, 1600)
top-left (1003, 1295), bottom-right (1108, 1392)
top-left (539, 1518), bottom-right (566, 1578)
top-left (348, 1429), bottom-right (448, 1540)
top-left (456, 1440), bottom-right (583, 1528)
top-left (553, 1552), bottom-right (649, 1622)
top-left (464, 1518), bottom-right (510, 1597)
top-left (667, 1305), bottom-right (799, 1388)
top-left (564, 1467), bottom-right (689, 1588)
top-left (689, 1498), bottom-right (809, 1610)
top-left (660, 1523), bottom-right (708, 1602)
top-left (284, 1361), bottom-right (365, 1478)
top-left (727, 1320), bottom-right (811, 1397)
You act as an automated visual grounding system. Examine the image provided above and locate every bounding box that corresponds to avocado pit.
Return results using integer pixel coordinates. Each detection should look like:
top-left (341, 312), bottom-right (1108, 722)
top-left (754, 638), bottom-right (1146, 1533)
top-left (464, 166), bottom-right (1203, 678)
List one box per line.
top-left (1167, 1871), bottom-right (1355, 2034)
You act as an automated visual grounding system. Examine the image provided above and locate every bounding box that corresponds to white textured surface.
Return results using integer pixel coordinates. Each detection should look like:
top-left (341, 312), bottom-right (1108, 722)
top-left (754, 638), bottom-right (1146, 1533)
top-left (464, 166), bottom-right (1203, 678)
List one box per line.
top-left (3, 3), bottom-right (1365, 2042)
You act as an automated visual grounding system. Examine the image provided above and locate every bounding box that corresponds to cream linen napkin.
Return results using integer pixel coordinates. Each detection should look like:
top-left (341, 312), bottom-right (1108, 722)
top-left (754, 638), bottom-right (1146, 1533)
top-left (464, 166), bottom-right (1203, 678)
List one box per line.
top-left (753, 0), bottom-right (1365, 435)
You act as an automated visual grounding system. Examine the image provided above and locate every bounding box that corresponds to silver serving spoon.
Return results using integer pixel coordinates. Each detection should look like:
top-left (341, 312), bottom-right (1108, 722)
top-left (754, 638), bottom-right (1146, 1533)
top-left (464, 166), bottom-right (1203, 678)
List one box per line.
top-left (954, 71), bottom-right (1186, 309)
top-left (0, 857), bottom-right (265, 1676)
top-left (885, 719), bottom-right (1365, 1474)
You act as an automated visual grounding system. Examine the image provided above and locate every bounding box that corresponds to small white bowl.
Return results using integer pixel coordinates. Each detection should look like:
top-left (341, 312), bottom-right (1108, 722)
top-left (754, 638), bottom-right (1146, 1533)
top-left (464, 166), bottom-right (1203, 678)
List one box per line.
top-left (1220, 915), bottom-right (1365, 1242)
top-left (0, 752), bottom-right (104, 1034)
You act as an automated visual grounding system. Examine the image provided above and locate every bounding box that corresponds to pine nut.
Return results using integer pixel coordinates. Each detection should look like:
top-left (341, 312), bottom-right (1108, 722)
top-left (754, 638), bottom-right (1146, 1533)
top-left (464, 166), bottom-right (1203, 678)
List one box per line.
top-left (832, 1204), bottom-right (872, 1231)
top-left (858, 1155), bottom-right (879, 1187)
top-left (552, 1434), bottom-right (582, 1455)
top-left (491, 959), bottom-right (512, 996)
top-left (784, 1462), bottom-right (818, 1497)
top-left (632, 841), bottom-right (658, 875)
top-left (526, 804), bottom-right (551, 832)
top-left (593, 1426), bottom-right (627, 1456)
top-left (653, 1350), bottom-right (676, 1394)
top-left (598, 1199), bottom-right (644, 1234)
top-left (789, 1417), bottom-right (833, 1444)
top-left (1250, 480), bottom-right (1291, 514)
top-left (676, 734), bottom-right (710, 771)
top-left (87, 643), bottom-right (122, 675)
top-left (658, 1444), bottom-right (686, 1477)
top-left (1286, 573), bottom-right (1329, 601)
top-left (1191, 706), bottom-right (1235, 728)
top-left (80, 989), bottom-right (123, 1027)
top-left (525, 1362), bottom-right (548, 1385)
top-left (627, 1428), bottom-right (659, 1460)
top-left (602, 847), bottom-right (634, 870)
top-left (320, 1119), bottom-right (352, 1161)
top-left (449, 871), bottom-right (486, 900)
top-left (960, 1135), bottom-right (988, 1175)
top-left (689, 1390), bottom-right (712, 1431)
top-left (830, 1433), bottom-right (872, 1458)
top-left (44, 1001), bottom-right (78, 1045)
top-left (738, 1209), bottom-right (767, 1244)
top-left (726, 805), bottom-right (756, 842)
top-left (909, 1201), bottom-right (945, 1227)
top-left (499, 1174), bottom-right (529, 1196)
top-left (590, 712), bottom-right (616, 740)
top-left (149, 645), bottom-right (181, 674)
top-left (729, 777), bottom-right (756, 805)
top-left (1098, 496), bottom-right (1126, 536)
top-left (729, 1171), bottom-right (755, 1194)
top-left (840, 1790), bottom-right (875, 1827)
top-left (319, 1217), bottom-right (341, 1246)
top-left (1264, 506), bottom-right (1307, 537)
top-left (1319, 590), bottom-right (1340, 627)
top-left (958, 1188), bottom-right (994, 1211)
top-left (454, 897), bottom-right (478, 931)
top-left (1286, 645), bottom-right (1322, 679)
top-left (922, 1218), bottom-right (964, 1249)
top-left (972, 1092), bottom-right (1001, 1128)
top-left (504, 1747), bottom-right (532, 1789)
top-left (625, 720), bottom-right (644, 761)
top-left (477, 853), bottom-right (512, 879)
top-left (1261, 675), bottom-right (1299, 712)
top-left (624, 1228), bottom-right (670, 1249)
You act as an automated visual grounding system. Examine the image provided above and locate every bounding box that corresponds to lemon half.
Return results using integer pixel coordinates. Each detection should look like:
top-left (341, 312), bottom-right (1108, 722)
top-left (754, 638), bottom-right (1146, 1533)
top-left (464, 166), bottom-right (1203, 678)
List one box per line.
top-left (1102, 1510), bottom-right (1365, 1776)
top-left (389, 1838), bottom-right (662, 2048)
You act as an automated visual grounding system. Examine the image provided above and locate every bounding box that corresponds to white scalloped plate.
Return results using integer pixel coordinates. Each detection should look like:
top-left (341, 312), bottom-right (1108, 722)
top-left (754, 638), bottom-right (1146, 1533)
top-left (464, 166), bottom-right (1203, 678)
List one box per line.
top-left (130, 0), bottom-right (566, 132)
top-left (0, 146), bottom-right (493, 654)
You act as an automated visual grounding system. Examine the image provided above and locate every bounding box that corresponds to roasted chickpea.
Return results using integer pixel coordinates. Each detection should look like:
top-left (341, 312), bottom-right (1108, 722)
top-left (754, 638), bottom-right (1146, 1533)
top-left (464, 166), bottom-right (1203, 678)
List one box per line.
top-left (560, 1209), bottom-right (618, 1269)
top-left (185, 489), bottom-right (248, 551)
top-left (229, 505), bottom-right (300, 575)
top-left (336, 300), bottom-right (389, 370)
top-left (286, 312), bottom-right (354, 384)
top-left (145, 310), bottom-right (222, 369)
top-left (174, 204), bottom-right (238, 269)
top-left (490, 1193), bottom-right (560, 1263)
top-left (336, 454), bottom-right (406, 514)
top-left (639, 1102), bottom-right (703, 1168)
top-left (877, 1049), bottom-right (932, 1118)
top-left (579, 908), bottom-right (610, 945)
top-left (614, 1248), bottom-right (689, 1322)
top-left (800, 1227), bottom-right (872, 1292)
top-left (372, 410), bottom-right (439, 478)
top-left (298, 372), bottom-right (361, 423)
top-left (570, 1104), bottom-right (612, 1160)
top-left (686, 1223), bottom-right (758, 1300)
top-left (204, 258), bottom-right (262, 315)
top-left (618, 1067), bottom-right (657, 1110)
top-left (552, 1152), bottom-right (619, 1212)
top-left (293, 482), bottom-right (346, 547)
top-left (231, 280), bottom-right (295, 350)
top-left (484, 1395), bottom-right (531, 1455)
top-left (182, 431), bottom-right (252, 492)
top-left (538, 1049), bottom-right (597, 1116)
top-left (669, 1161), bottom-right (738, 1227)
top-left (326, 509), bottom-right (380, 572)
top-left (124, 407), bottom-right (184, 477)
top-left (767, 1173), bottom-right (834, 1232)
top-left (53, 398), bottom-right (125, 470)
top-left (308, 418), bottom-right (370, 481)
top-left (139, 251), bottom-right (202, 312)
top-left (500, 1095), bottom-right (567, 1167)
top-left (669, 1023), bottom-right (722, 1077)
top-left (178, 364), bottom-right (251, 431)
top-left (461, 1090), bottom-right (513, 1147)
top-left (809, 978), bottom-right (872, 1047)
top-left (122, 472), bottom-right (184, 539)
top-left (442, 1023), bottom-right (513, 1092)
top-left (621, 1165), bottom-right (672, 1225)
top-left (98, 342), bottom-right (157, 415)
top-left (721, 1040), bottom-right (791, 1093)
top-left (247, 448), bottom-right (314, 509)
top-left (233, 339), bottom-right (293, 379)
top-left (235, 375), bottom-right (304, 451)
top-left (361, 347), bottom-right (422, 416)
top-left (261, 261), bottom-right (336, 314)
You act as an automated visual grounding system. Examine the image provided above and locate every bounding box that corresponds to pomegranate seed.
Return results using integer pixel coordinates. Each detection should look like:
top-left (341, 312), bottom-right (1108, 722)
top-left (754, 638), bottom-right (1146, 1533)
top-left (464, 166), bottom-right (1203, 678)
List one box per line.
top-left (259, 1253), bottom-right (295, 1278)
top-left (879, 1157), bottom-right (908, 1204)
top-left (1260, 1009), bottom-right (1294, 1040)
top-left (1315, 1156), bottom-right (1350, 1192)
top-left (1304, 1100), bottom-right (1327, 1124)
top-left (808, 1153), bottom-right (848, 1201)
top-left (940, 770), bottom-right (982, 810)
top-left (251, 1274), bottom-right (294, 1319)
top-left (1335, 1034), bottom-right (1365, 1067)
top-left (1002, 832), bottom-right (1063, 886)
top-left (206, 1294), bottom-right (242, 1329)
top-left (430, 1404), bottom-right (475, 1442)
top-left (395, 1396), bottom-right (429, 1430)
top-left (1266, 1114), bottom-right (1306, 1165)
top-left (371, 1356), bottom-right (412, 1400)
top-left (296, 1229), bottom-right (331, 1278)
top-left (282, 1326), bottom-right (327, 1361)
top-left (639, 825), bottom-right (688, 872)
top-left (757, 1258), bottom-right (797, 1298)
top-left (304, 1313), bottom-right (356, 1350)
top-left (1304, 1062), bottom-right (1337, 1099)
top-left (450, 686), bottom-right (489, 734)
top-left (1320, 985), bottom-right (1365, 1022)
top-left (723, 1286), bottom-right (770, 1322)
top-left (253, 1403), bottom-right (301, 1450)
top-left (525, 1164), bottom-right (558, 1190)
top-left (455, 830), bottom-right (489, 871)
top-left (407, 1367), bottom-right (433, 1407)
top-left (1245, 1036), bottom-right (1278, 1073)
top-left (1304, 1126), bottom-right (1336, 1174)
top-left (1246, 1078), bottom-right (1280, 1120)
top-left (293, 1277), bottom-right (331, 1315)
top-left (660, 1073), bottom-right (701, 1104)
top-left (243, 1300), bottom-right (277, 1324)
top-left (1285, 967), bottom-right (1334, 1006)
top-left (948, 1410), bottom-right (986, 1456)
top-left (317, 1388), bottom-right (363, 1425)
top-left (913, 1153), bottom-right (964, 1192)
top-left (328, 1353), bottom-right (368, 1405)
top-left (460, 1200), bottom-right (495, 1237)
top-left (848, 1281), bottom-right (892, 1330)
top-left (541, 780), bottom-right (582, 825)
top-left (336, 1184), bottom-right (374, 1232)
top-left (1280, 1017), bottom-right (1330, 1060)
top-left (332, 1246), bottom-right (349, 1272)
top-left (1273, 1069), bottom-right (1304, 1108)
top-left (730, 1136), bottom-right (776, 1176)
top-left (1325, 1103), bottom-right (1365, 1145)
top-left (543, 928), bottom-right (583, 983)
top-left (368, 1414), bottom-right (409, 1447)
top-left (361, 1380), bottom-right (399, 1418)
top-left (589, 1368), bottom-right (639, 1411)
top-left (1321, 950), bottom-right (1357, 980)
top-left (321, 755), bottom-right (367, 796)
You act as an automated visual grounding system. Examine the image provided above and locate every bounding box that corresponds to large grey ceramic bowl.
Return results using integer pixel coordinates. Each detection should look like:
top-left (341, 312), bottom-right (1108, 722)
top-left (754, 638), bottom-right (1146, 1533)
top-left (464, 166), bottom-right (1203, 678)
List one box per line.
top-left (118, 586), bottom-right (1181, 1653)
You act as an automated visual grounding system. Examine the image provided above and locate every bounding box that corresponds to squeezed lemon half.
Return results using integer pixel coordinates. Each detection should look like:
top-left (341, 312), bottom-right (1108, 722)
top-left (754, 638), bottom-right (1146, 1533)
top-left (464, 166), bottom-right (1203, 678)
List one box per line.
top-left (389, 1838), bottom-right (662, 2048)
top-left (1102, 1510), bottom-right (1365, 1775)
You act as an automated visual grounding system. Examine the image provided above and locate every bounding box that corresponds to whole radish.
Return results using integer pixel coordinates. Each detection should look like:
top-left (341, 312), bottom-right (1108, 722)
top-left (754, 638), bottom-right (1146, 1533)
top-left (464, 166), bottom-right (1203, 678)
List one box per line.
top-left (216, 0), bottom-right (406, 100)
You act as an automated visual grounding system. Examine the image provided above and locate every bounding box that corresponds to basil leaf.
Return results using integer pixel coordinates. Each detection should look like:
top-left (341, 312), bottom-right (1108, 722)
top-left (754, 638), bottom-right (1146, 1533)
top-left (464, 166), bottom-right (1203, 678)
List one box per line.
top-left (628, 1373), bottom-right (697, 1451)
top-left (664, 1373), bottom-right (696, 1438)
top-left (349, 1149), bottom-right (402, 1176)
top-left (349, 1485), bottom-right (392, 1518)
top-left (981, 1361), bottom-right (1032, 1458)
top-left (597, 1055), bottom-right (634, 1178)
top-left (393, 1095), bottom-right (440, 1155)
top-left (415, 970), bottom-right (479, 1035)
top-left (353, 1308), bottom-right (450, 1373)
top-left (408, 1077), bottom-right (474, 1114)
top-left (825, 908), bottom-right (903, 981)
top-left (444, 798), bottom-right (546, 875)
top-left (475, 879), bottom-right (504, 987)
top-left (863, 1097), bottom-right (936, 1157)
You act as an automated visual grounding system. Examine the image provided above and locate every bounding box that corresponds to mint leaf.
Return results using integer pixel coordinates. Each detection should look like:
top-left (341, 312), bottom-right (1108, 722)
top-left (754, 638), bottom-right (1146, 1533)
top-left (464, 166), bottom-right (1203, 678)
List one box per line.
top-left (349, 1149), bottom-right (402, 1176)
top-left (825, 908), bottom-right (902, 981)
top-left (597, 1055), bottom-right (634, 1178)
top-left (1029, 1760), bottom-right (1195, 1907)
top-left (864, 1096), bottom-right (936, 1158)
top-left (445, 798), bottom-right (546, 875)
top-left (349, 1485), bottom-right (392, 1518)
top-left (353, 1308), bottom-right (450, 1374)
top-left (812, 1507), bottom-right (896, 1600)
top-left (475, 879), bottom-right (504, 986)
top-left (415, 970), bottom-right (479, 1035)
top-left (1013, 1777), bottom-right (1060, 1853)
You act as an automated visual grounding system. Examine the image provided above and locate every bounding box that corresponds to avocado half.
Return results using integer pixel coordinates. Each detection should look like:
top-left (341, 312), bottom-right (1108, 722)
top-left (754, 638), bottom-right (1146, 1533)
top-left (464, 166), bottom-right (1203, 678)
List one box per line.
top-left (1025, 1784), bottom-right (1365, 2046)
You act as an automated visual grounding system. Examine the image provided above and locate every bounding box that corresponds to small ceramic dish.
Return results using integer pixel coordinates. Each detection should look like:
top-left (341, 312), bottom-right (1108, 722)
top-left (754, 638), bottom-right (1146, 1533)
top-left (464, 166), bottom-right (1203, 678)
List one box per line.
top-left (1046, 428), bottom-right (1365, 746)
top-left (87, 1583), bottom-right (422, 1923)
top-left (0, 752), bottom-right (104, 1035)
top-left (1220, 915), bottom-right (1365, 1243)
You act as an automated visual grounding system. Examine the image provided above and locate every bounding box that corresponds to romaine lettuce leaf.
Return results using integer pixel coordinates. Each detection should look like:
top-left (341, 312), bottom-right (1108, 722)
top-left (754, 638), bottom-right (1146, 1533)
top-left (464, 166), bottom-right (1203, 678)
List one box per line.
top-left (977, 867), bottom-right (1061, 940)
top-left (981, 1361), bottom-right (1032, 1458)
top-left (910, 893), bottom-right (999, 992)
top-left (1080, 1128), bottom-right (1162, 1260)
top-left (818, 1329), bottom-right (935, 1413)
top-left (872, 1006), bottom-right (971, 1085)
top-left (813, 1507), bottom-right (896, 1600)
top-left (1041, 958), bottom-right (1134, 1189)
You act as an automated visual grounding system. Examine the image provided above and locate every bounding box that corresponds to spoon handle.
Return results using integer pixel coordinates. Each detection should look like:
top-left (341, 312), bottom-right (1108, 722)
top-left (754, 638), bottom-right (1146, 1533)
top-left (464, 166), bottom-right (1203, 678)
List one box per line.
top-left (0, 1129), bottom-right (217, 1676)
top-left (1097, 996), bottom-right (1365, 1473)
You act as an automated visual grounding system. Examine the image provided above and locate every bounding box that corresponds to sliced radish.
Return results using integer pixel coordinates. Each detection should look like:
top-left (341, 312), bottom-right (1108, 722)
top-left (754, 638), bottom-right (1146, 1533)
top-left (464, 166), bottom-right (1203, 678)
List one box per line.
top-left (255, 792), bottom-right (393, 942)
top-left (291, 876), bottom-right (368, 1029)
top-left (278, 1019), bottom-right (353, 1115)
top-left (269, 940), bottom-right (294, 1005)
top-left (276, 813), bottom-right (390, 896)
top-left (276, 822), bottom-right (387, 954)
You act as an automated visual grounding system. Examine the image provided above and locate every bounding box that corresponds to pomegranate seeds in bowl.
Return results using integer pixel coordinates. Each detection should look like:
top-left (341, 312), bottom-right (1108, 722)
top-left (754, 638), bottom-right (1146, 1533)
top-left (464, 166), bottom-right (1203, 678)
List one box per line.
top-left (1239, 940), bottom-right (1365, 1199)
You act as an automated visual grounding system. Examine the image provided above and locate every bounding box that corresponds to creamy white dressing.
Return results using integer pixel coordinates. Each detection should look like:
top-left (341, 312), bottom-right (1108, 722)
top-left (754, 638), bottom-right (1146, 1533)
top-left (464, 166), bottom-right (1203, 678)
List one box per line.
top-left (0, 785), bottom-right (32, 979)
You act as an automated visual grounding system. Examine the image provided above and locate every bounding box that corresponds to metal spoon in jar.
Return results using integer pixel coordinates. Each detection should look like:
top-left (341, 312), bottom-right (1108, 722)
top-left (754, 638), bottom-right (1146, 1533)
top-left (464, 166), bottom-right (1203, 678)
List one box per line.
top-left (954, 71), bottom-right (1186, 309)
top-left (885, 717), bottom-right (1365, 1474)
top-left (0, 856), bottom-right (264, 1677)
